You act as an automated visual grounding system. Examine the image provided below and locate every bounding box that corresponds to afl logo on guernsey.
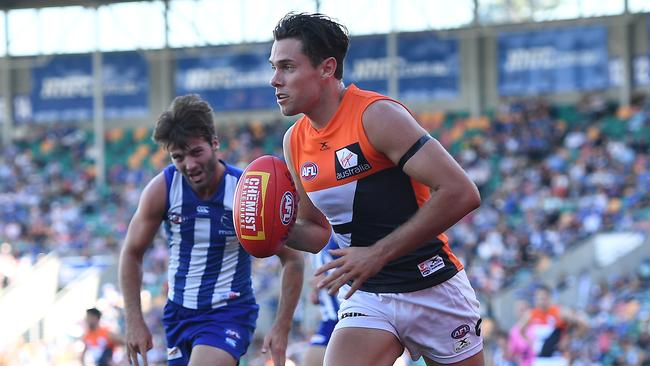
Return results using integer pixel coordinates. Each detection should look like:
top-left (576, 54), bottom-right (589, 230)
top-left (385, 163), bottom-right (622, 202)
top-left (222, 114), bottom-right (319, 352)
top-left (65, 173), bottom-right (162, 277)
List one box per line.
top-left (334, 143), bottom-right (371, 180)
top-left (279, 191), bottom-right (295, 225)
top-left (300, 162), bottom-right (318, 181)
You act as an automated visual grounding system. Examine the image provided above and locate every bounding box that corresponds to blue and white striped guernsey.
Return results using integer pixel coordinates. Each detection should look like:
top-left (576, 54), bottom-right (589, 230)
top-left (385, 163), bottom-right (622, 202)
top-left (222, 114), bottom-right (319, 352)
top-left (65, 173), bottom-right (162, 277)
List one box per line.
top-left (163, 161), bottom-right (254, 310)
top-left (312, 235), bottom-right (340, 321)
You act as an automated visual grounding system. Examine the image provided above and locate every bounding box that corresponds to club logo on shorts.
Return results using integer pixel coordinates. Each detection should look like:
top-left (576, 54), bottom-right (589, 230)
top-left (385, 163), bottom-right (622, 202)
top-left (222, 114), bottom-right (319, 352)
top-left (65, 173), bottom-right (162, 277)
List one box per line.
top-left (226, 337), bottom-right (237, 348)
top-left (226, 329), bottom-right (241, 340)
top-left (451, 324), bottom-right (471, 339)
top-left (417, 255), bottom-right (445, 277)
top-left (167, 347), bottom-right (183, 360)
top-left (454, 337), bottom-right (471, 353)
top-left (300, 162), bottom-right (318, 181)
top-left (334, 143), bottom-right (371, 180)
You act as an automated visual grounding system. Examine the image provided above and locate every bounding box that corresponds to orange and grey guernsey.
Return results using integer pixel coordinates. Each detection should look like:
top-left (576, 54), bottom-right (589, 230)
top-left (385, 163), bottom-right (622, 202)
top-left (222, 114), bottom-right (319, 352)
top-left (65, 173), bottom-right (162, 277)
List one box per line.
top-left (290, 84), bottom-right (463, 293)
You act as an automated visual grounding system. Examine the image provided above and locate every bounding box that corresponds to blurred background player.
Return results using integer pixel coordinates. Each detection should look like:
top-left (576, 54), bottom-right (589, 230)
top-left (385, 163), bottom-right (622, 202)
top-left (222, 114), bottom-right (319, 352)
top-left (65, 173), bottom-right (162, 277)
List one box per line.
top-left (270, 12), bottom-right (484, 366)
top-left (81, 307), bottom-right (124, 366)
top-left (118, 94), bottom-right (304, 366)
top-left (303, 234), bottom-right (340, 366)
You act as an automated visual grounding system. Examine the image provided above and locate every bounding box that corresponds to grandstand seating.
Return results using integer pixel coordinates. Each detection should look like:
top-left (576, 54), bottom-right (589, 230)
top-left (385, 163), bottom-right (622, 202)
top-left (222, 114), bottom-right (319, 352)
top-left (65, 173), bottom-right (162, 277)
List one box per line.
top-left (1, 97), bottom-right (649, 365)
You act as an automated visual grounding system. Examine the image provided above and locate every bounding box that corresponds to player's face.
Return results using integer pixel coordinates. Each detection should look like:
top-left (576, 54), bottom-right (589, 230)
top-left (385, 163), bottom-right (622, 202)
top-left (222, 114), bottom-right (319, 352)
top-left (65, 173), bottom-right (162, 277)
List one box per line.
top-left (85, 314), bottom-right (99, 330)
top-left (269, 38), bottom-right (324, 116)
top-left (169, 136), bottom-right (220, 193)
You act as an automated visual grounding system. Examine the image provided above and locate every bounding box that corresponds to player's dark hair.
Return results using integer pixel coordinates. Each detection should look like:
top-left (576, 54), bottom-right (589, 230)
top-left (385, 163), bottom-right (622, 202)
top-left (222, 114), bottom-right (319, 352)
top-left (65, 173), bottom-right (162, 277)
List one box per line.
top-left (153, 94), bottom-right (216, 150)
top-left (273, 12), bottom-right (349, 80)
top-left (86, 307), bottom-right (102, 319)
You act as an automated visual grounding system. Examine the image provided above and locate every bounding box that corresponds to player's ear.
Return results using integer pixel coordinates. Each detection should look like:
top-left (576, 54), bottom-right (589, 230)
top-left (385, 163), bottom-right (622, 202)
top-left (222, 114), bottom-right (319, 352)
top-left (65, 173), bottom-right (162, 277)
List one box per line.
top-left (211, 137), bottom-right (220, 151)
top-left (320, 57), bottom-right (337, 79)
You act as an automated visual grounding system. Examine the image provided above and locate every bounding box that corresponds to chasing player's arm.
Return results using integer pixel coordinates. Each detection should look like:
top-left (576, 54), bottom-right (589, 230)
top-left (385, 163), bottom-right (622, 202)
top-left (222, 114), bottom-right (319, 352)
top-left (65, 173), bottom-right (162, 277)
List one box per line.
top-left (272, 246), bottom-right (304, 332)
top-left (118, 173), bottom-right (166, 357)
top-left (282, 126), bottom-right (331, 253)
top-left (363, 100), bottom-right (481, 264)
top-left (261, 245), bottom-right (305, 365)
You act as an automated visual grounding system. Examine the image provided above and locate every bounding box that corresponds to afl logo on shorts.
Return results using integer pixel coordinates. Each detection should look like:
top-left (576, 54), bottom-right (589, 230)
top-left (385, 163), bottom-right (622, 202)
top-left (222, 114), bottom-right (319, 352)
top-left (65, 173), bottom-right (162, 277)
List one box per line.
top-left (451, 324), bottom-right (471, 339)
top-left (300, 162), bottom-right (318, 181)
top-left (280, 191), bottom-right (295, 225)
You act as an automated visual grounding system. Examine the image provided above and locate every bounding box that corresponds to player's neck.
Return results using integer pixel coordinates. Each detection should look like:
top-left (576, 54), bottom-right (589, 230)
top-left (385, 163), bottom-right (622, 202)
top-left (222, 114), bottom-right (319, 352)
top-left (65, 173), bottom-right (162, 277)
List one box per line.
top-left (306, 81), bottom-right (347, 130)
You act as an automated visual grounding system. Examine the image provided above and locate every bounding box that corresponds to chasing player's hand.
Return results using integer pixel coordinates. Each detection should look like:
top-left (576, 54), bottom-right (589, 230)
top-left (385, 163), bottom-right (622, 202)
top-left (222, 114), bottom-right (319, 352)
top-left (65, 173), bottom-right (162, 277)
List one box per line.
top-left (125, 318), bottom-right (153, 366)
top-left (261, 322), bottom-right (289, 366)
top-left (315, 246), bottom-right (387, 299)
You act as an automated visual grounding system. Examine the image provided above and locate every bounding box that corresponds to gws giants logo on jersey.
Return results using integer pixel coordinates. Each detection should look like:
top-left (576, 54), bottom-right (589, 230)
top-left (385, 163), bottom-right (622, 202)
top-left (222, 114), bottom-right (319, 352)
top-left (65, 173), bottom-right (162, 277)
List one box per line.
top-left (300, 162), bottom-right (318, 181)
top-left (334, 143), bottom-right (371, 180)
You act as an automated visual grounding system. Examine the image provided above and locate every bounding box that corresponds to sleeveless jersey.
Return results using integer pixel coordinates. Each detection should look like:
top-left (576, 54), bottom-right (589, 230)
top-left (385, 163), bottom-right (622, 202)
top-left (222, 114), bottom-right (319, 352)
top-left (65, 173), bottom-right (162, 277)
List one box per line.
top-left (290, 84), bottom-right (463, 293)
top-left (163, 161), bottom-right (254, 309)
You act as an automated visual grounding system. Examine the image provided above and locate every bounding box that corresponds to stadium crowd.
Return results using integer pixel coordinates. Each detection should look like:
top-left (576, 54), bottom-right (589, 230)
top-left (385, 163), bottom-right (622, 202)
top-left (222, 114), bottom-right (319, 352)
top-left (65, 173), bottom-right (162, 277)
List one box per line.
top-left (0, 93), bottom-right (648, 365)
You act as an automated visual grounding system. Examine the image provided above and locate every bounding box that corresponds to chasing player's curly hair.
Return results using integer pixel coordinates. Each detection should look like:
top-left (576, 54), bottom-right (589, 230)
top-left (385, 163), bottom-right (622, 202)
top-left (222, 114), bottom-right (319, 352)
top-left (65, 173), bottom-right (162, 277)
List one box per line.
top-left (273, 12), bottom-right (349, 80)
top-left (153, 94), bottom-right (216, 150)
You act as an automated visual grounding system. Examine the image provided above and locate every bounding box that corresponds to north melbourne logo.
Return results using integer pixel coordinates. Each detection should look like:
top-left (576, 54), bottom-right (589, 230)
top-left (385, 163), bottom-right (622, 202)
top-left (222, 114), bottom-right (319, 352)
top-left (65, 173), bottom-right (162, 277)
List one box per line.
top-left (334, 143), bottom-right (371, 180)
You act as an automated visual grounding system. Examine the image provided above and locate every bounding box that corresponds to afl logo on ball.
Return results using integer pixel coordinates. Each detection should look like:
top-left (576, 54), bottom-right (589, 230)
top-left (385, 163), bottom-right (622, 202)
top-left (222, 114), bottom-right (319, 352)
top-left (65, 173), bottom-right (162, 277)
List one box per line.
top-left (280, 192), bottom-right (295, 225)
top-left (300, 162), bottom-right (318, 181)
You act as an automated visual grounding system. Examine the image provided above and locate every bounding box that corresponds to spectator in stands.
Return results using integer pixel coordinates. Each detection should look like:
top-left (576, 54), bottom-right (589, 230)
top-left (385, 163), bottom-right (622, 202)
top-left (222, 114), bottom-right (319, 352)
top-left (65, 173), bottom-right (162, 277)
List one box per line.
top-left (507, 299), bottom-right (535, 366)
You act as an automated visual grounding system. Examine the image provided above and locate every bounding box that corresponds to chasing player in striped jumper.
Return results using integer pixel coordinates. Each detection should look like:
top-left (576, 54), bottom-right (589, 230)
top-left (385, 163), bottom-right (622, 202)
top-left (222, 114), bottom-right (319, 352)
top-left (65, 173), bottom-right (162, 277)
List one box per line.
top-left (119, 94), bottom-right (304, 366)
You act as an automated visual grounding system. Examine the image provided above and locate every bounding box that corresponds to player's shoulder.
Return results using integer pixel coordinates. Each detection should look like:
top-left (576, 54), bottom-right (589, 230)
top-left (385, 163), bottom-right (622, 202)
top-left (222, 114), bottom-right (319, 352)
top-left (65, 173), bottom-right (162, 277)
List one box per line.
top-left (222, 160), bottom-right (244, 179)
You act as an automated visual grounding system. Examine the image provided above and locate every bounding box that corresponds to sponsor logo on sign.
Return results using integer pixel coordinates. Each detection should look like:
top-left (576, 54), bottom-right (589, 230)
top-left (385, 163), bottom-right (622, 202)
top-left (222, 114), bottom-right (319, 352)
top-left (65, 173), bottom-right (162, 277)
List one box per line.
top-left (451, 324), bottom-right (471, 339)
top-left (300, 161), bottom-right (318, 181)
top-left (334, 143), bottom-right (371, 180)
top-left (417, 255), bottom-right (445, 277)
top-left (280, 191), bottom-right (295, 225)
top-left (237, 171), bottom-right (269, 240)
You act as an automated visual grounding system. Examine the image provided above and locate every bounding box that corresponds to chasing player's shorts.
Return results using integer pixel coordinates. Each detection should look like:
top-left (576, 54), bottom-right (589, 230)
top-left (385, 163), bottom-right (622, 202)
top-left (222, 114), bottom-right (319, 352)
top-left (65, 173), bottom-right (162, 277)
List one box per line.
top-left (334, 270), bottom-right (482, 364)
top-left (163, 300), bottom-right (259, 365)
top-left (309, 319), bottom-right (338, 347)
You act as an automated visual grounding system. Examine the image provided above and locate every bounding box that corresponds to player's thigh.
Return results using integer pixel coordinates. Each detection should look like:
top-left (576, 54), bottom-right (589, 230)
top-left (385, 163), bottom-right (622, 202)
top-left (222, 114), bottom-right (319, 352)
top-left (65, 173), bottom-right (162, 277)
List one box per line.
top-left (303, 345), bottom-right (327, 366)
top-left (188, 345), bottom-right (237, 366)
top-left (423, 349), bottom-right (484, 366)
top-left (324, 327), bottom-right (404, 366)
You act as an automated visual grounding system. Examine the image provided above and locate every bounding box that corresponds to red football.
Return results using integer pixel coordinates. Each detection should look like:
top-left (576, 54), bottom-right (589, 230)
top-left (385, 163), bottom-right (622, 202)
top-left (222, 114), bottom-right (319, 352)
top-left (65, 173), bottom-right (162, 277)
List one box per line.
top-left (233, 155), bottom-right (298, 258)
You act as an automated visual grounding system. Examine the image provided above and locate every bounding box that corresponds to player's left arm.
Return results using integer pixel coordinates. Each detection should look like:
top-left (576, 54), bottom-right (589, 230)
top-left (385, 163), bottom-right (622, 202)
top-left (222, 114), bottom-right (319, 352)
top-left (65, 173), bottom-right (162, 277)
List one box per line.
top-left (317, 100), bottom-right (480, 298)
top-left (261, 245), bottom-right (305, 366)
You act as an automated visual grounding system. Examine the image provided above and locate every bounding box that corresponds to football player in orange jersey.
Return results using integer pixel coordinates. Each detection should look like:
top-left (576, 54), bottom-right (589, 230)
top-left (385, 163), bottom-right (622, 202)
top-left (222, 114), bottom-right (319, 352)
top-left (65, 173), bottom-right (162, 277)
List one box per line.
top-left (269, 12), bottom-right (484, 366)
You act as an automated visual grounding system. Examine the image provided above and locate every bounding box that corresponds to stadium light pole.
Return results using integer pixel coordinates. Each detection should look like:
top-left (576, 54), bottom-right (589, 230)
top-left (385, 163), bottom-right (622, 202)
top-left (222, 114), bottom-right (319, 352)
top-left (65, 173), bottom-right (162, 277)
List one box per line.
top-left (1, 9), bottom-right (12, 147)
top-left (92, 5), bottom-right (106, 191)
